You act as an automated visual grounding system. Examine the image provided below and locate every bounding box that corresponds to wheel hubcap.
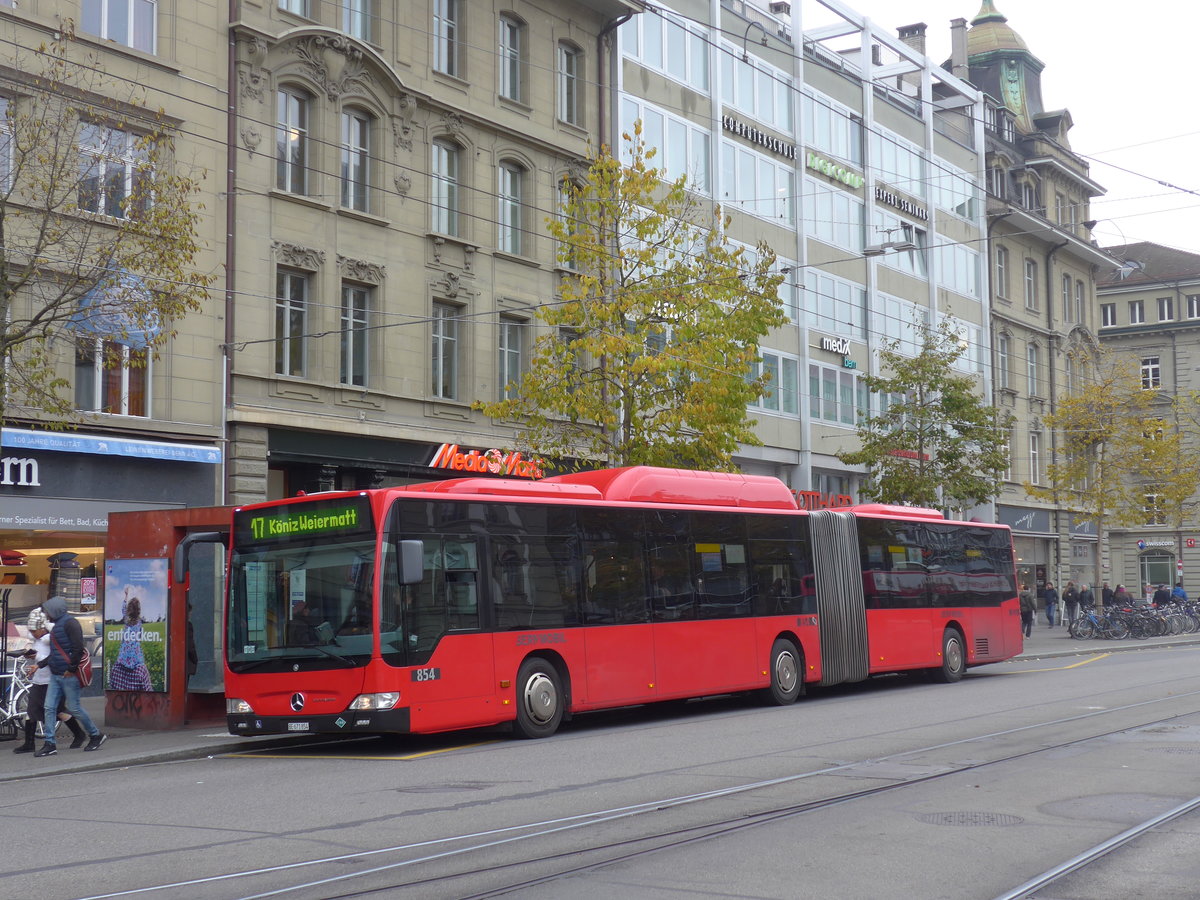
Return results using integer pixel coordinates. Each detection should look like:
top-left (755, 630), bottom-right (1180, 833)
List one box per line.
top-left (775, 651), bottom-right (798, 693)
top-left (946, 639), bottom-right (963, 672)
top-left (523, 673), bottom-right (558, 725)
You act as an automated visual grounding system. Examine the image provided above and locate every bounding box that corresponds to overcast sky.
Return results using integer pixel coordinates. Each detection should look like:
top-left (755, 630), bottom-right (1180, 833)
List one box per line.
top-left (796, 0), bottom-right (1200, 259)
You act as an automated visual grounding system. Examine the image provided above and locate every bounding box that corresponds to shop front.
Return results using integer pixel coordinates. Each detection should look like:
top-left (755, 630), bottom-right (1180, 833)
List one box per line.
top-left (996, 505), bottom-right (1057, 596)
top-left (0, 427), bottom-right (221, 681)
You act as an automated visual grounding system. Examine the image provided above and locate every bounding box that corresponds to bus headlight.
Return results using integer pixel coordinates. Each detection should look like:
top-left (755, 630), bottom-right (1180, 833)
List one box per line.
top-left (226, 698), bottom-right (254, 714)
top-left (348, 692), bottom-right (400, 710)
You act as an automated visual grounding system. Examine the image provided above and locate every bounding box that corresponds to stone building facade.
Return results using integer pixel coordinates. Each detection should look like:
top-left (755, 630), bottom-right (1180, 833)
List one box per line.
top-left (1097, 242), bottom-right (1200, 594)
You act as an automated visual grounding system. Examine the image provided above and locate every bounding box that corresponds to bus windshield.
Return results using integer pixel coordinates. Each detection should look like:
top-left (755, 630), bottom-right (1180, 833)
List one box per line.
top-left (228, 497), bottom-right (376, 672)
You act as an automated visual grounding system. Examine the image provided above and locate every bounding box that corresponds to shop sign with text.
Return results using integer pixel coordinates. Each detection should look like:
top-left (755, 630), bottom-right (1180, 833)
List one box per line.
top-left (805, 152), bottom-right (864, 189)
top-left (0, 456), bottom-right (40, 487)
top-left (874, 185), bottom-right (929, 221)
top-left (430, 444), bottom-right (544, 480)
top-left (722, 115), bottom-right (797, 160)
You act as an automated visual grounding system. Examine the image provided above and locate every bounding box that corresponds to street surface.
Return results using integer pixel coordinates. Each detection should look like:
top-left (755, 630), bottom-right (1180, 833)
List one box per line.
top-left (3, 643), bottom-right (1200, 899)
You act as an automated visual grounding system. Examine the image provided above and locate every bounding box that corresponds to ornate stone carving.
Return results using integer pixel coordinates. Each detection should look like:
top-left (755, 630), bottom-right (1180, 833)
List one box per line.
top-left (442, 112), bottom-right (465, 135)
top-left (239, 67), bottom-right (267, 104)
top-left (393, 170), bottom-right (412, 199)
top-left (272, 241), bottom-right (325, 271)
top-left (392, 93), bottom-right (415, 152)
top-left (292, 35), bottom-right (373, 101)
top-left (441, 271), bottom-right (462, 298)
top-left (337, 255), bottom-right (385, 284)
top-left (240, 124), bottom-right (262, 156)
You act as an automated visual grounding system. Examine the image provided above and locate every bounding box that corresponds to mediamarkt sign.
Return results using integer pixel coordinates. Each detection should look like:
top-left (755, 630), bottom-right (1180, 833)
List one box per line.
top-left (430, 444), bottom-right (544, 480)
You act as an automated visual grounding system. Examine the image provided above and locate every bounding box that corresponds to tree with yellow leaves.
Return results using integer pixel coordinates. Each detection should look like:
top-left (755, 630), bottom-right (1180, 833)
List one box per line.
top-left (475, 126), bottom-right (786, 471)
top-left (0, 32), bottom-right (212, 424)
top-left (1026, 347), bottom-right (1195, 598)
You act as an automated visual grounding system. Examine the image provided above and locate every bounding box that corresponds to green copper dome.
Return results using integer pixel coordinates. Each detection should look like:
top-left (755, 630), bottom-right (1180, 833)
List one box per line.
top-left (967, 0), bottom-right (1028, 55)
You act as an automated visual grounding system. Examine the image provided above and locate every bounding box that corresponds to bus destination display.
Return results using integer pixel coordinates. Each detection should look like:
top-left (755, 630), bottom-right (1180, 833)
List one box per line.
top-left (234, 496), bottom-right (374, 546)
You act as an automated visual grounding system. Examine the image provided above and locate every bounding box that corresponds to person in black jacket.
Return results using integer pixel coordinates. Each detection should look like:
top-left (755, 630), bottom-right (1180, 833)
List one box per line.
top-left (1062, 582), bottom-right (1079, 625)
top-left (1153, 584), bottom-right (1173, 606)
top-left (34, 596), bottom-right (105, 757)
top-left (1077, 584), bottom-right (1095, 609)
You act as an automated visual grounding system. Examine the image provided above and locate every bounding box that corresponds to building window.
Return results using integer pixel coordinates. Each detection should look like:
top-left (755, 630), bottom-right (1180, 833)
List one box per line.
top-left (82, 0), bottom-right (156, 54)
top-left (808, 363), bottom-right (865, 426)
top-left (276, 89), bottom-right (309, 195)
top-left (623, 98), bottom-right (712, 194)
top-left (995, 333), bottom-right (1010, 390)
top-left (1144, 492), bottom-right (1166, 526)
top-left (1141, 356), bottom-right (1161, 390)
top-left (619, 8), bottom-right (709, 91)
top-left (498, 15), bottom-right (525, 102)
top-left (1001, 430), bottom-right (1013, 482)
top-left (986, 165), bottom-right (1006, 198)
top-left (751, 352), bottom-right (800, 416)
top-left (275, 270), bottom-right (308, 377)
top-left (1027, 343), bottom-right (1040, 396)
top-left (1158, 296), bottom-right (1174, 321)
top-left (340, 284), bottom-right (369, 386)
top-left (79, 125), bottom-right (150, 219)
top-left (498, 316), bottom-right (525, 400)
top-left (1029, 432), bottom-right (1041, 484)
top-left (1064, 354), bottom-right (1075, 393)
top-left (1075, 280), bottom-right (1086, 325)
top-left (1188, 295), bottom-right (1200, 319)
top-left (431, 303), bottom-right (459, 400)
top-left (279, 0), bottom-right (308, 14)
top-left (1061, 273), bottom-right (1073, 323)
top-left (1101, 303), bottom-right (1116, 327)
top-left (340, 110), bottom-right (370, 211)
top-left (433, 0), bottom-right (459, 77)
top-left (497, 162), bottom-right (525, 255)
top-left (1023, 259), bottom-right (1038, 310)
top-left (75, 339), bottom-right (148, 416)
top-left (431, 140), bottom-right (460, 236)
top-left (0, 97), bottom-right (10, 192)
top-left (994, 245), bottom-right (1009, 299)
top-left (1129, 299), bottom-right (1145, 324)
top-left (558, 43), bottom-right (582, 126)
top-left (343, 0), bottom-right (371, 41)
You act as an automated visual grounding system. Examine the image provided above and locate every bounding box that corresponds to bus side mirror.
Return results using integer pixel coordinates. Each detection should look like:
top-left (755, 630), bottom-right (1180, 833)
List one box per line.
top-left (397, 540), bottom-right (424, 585)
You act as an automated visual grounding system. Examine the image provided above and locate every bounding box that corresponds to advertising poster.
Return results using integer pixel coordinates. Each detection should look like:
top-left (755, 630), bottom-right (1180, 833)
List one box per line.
top-left (103, 558), bottom-right (169, 692)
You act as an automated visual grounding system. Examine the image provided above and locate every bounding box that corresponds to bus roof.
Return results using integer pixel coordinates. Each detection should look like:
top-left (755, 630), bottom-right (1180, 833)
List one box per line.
top-left (399, 466), bottom-right (800, 511)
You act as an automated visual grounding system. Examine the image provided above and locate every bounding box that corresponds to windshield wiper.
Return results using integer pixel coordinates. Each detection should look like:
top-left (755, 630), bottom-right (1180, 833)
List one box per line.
top-left (310, 643), bottom-right (357, 667)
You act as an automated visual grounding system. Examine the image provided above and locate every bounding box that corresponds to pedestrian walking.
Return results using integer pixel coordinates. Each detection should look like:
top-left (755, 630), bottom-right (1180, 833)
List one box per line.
top-left (13, 608), bottom-right (86, 754)
top-left (1062, 581), bottom-right (1079, 625)
top-left (1019, 584), bottom-right (1035, 637)
top-left (1042, 582), bottom-right (1059, 627)
top-left (34, 595), bottom-right (105, 757)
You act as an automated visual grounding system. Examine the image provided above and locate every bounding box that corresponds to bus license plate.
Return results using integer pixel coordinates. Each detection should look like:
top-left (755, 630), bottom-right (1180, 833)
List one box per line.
top-left (287, 722), bottom-right (309, 732)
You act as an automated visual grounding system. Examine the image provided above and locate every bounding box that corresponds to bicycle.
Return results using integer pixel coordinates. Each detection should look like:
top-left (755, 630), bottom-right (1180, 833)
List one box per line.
top-left (1070, 606), bottom-right (1130, 640)
top-left (0, 651), bottom-right (35, 740)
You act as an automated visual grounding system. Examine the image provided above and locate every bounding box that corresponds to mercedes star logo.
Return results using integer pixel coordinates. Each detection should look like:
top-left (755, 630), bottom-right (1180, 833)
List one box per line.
top-left (290, 692), bottom-right (305, 712)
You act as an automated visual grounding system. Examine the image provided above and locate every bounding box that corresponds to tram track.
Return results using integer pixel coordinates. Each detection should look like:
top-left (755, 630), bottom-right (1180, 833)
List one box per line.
top-left (75, 686), bottom-right (1200, 900)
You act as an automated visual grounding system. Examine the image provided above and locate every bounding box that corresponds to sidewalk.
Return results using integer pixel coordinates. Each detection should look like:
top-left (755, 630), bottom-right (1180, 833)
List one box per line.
top-left (3, 625), bottom-right (1198, 781)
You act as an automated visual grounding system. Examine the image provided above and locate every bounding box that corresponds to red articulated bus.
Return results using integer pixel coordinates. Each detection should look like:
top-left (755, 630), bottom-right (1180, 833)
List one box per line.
top-left (223, 466), bottom-right (1021, 739)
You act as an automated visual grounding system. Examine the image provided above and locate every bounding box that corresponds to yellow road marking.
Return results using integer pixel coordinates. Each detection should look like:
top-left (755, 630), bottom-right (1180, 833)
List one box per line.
top-left (1016, 652), bottom-right (1111, 672)
top-left (222, 741), bottom-right (496, 761)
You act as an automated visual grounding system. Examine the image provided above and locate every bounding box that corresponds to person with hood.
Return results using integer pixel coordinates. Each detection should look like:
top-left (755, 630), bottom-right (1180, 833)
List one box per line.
top-left (12, 607), bottom-right (86, 754)
top-left (34, 596), bottom-right (105, 756)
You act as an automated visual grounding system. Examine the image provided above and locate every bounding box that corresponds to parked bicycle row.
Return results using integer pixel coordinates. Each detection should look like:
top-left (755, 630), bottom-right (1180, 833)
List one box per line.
top-left (1067, 601), bottom-right (1200, 640)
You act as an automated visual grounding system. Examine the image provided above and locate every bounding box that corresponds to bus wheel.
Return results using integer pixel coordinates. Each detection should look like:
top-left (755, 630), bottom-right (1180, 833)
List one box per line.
top-left (763, 638), bottom-right (803, 705)
top-left (514, 658), bottom-right (564, 739)
top-left (931, 628), bottom-right (966, 684)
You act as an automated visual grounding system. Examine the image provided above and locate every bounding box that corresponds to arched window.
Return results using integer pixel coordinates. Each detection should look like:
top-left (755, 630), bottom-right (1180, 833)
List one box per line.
top-left (498, 14), bottom-right (526, 102)
top-left (431, 139), bottom-right (460, 236)
top-left (558, 42), bottom-right (582, 125)
top-left (340, 108), bottom-right (371, 211)
top-left (276, 87), bottom-right (310, 195)
top-left (498, 160), bottom-right (526, 254)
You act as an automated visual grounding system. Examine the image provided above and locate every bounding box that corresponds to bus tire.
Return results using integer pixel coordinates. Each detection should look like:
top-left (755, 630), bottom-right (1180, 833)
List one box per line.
top-left (763, 638), bottom-right (803, 705)
top-left (513, 658), bottom-right (564, 739)
top-left (931, 628), bottom-right (965, 683)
